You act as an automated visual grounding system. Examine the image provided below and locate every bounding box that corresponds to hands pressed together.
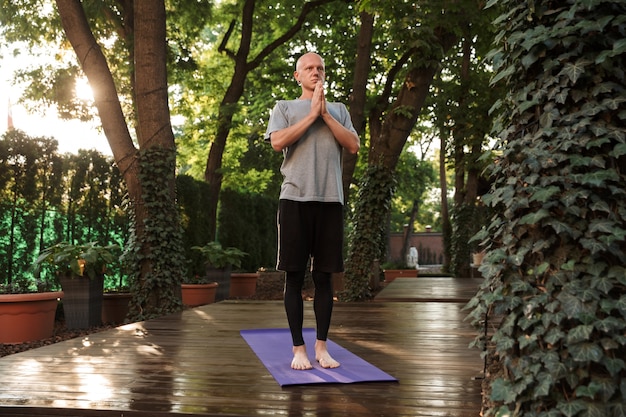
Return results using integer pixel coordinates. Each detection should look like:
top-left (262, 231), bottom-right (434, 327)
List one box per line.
top-left (310, 80), bottom-right (327, 119)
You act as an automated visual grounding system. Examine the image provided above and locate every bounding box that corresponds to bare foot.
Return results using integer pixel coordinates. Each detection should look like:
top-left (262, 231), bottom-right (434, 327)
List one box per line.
top-left (315, 339), bottom-right (340, 369)
top-left (291, 345), bottom-right (313, 370)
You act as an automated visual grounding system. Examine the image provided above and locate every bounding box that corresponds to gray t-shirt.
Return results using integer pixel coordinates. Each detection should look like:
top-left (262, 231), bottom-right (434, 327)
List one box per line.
top-left (264, 99), bottom-right (356, 204)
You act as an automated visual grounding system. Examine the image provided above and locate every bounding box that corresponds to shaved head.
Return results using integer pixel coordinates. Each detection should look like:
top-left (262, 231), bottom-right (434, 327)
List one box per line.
top-left (296, 52), bottom-right (324, 72)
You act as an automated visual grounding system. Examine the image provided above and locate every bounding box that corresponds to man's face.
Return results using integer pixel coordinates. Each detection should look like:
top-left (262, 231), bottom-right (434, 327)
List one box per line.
top-left (295, 53), bottom-right (325, 90)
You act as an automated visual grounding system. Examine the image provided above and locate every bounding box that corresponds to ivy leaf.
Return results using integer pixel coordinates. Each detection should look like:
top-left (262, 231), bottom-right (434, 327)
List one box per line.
top-left (544, 327), bottom-right (565, 345)
top-left (589, 219), bottom-right (617, 234)
top-left (575, 382), bottom-right (600, 399)
top-left (559, 292), bottom-right (584, 318)
top-left (610, 402), bottom-right (626, 417)
top-left (566, 324), bottom-right (593, 344)
top-left (557, 400), bottom-right (588, 417)
top-left (617, 295), bottom-right (626, 315)
top-left (519, 333), bottom-right (538, 349)
top-left (532, 373), bottom-right (552, 398)
top-left (610, 143), bottom-right (626, 158)
top-left (530, 185), bottom-right (560, 202)
top-left (519, 209), bottom-right (550, 225)
top-left (560, 59), bottom-right (591, 84)
top-left (579, 170), bottom-right (618, 187)
top-left (580, 237), bottom-right (606, 254)
top-left (490, 378), bottom-right (517, 403)
top-left (494, 406), bottom-right (513, 417)
top-left (583, 403), bottom-right (608, 417)
top-left (602, 96), bottom-right (626, 111)
top-left (546, 219), bottom-right (574, 235)
top-left (590, 200), bottom-right (611, 214)
top-left (592, 276), bottom-right (614, 295)
top-left (569, 342), bottom-right (603, 363)
top-left (602, 357), bottom-right (625, 378)
top-left (495, 333), bottom-right (516, 351)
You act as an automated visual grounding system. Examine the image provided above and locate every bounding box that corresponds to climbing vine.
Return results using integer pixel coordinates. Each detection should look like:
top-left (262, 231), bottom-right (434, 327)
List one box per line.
top-left (125, 147), bottom-right (186, 320)
top-left (466, 1), bottom-right (626, 416)
top-left (341, 164), bottom-right (395, 301)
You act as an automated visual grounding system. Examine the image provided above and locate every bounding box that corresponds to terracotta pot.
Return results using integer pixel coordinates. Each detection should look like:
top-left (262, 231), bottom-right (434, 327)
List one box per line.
top-left (0, 291), bottom-right (63, 344)
top-left (102, 292), bottom-right (132, 324)
top-left (472, 251), bottom-right (486, 266)
top-left (383, 269), bottom-right (418, 282)
top-left (181, 282), bottom-right (218, 307)
top-left (229, 273), bottom-right (258, 298)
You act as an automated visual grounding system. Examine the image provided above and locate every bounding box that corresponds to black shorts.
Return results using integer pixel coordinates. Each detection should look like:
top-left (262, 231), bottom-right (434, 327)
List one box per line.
top-left (277, 200), bottom-right (344, 273)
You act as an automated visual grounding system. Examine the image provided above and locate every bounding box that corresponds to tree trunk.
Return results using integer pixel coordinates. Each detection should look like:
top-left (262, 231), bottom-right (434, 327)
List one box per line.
top-left (203, 0), bottom-right (335, 240)
top-left (343, 10), bottom-right (374, 203)
top-left (343, 28), bottom-right (456, 301)
top-left (56, 0), bottom-right (184, 318)
top-left (439, 131), bottom-right (451, 271)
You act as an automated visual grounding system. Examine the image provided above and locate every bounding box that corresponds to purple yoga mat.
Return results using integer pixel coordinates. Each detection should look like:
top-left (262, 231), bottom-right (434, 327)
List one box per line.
top-left (240, 328), bottom-right (398, 386)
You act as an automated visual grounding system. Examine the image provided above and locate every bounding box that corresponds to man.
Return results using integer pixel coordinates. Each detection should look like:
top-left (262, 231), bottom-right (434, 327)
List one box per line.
top-left (264, 52), bottom-right (360, 370)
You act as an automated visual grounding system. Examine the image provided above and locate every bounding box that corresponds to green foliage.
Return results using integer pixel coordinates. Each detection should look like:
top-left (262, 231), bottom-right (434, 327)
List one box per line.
top-left (467, 1), bottom-right (626, 415)
top-left (0, 130), bottom-right (127, 291)
top-left (341, 164), bottom-right (396, 301)
top-left (33, 241), bottom-right (120, 279)
top-left (390, 145), bottom-right (438, 232)
top-left (176, 174), bottom-right (213, 276)
top-left (125, 146), bottom-right (186, 320)
top-left (449, 202), bottom-right (491, 276)
top-left (191, 241), bottom-right (247, 269)
top-left (217, 188), bottom-right (278, 272)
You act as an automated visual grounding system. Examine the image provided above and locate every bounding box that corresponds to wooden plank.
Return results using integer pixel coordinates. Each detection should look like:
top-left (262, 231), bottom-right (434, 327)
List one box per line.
top-left (0, 300), bottom-right (483, 417)
top-left (374, 277), bottom-right (483, 302)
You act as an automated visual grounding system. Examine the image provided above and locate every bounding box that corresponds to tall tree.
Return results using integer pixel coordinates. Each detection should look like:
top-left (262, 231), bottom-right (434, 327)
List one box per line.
top-left (198, 0), bottom-right (338, 240)
top-left (430, 12), bottom-right (501, 277)
top-left (341, 0), bottom-right (460, 300)
top-left (468, 1), bottom-right (626, 415)
top-left (53, 0), bottom-right (186, 319)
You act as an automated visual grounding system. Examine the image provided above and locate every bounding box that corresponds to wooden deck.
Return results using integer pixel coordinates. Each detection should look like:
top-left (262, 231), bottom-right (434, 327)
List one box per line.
top-left (0, 277), bottom-right (484, 417)
top-left (374, 277), bottom-right (484, 303)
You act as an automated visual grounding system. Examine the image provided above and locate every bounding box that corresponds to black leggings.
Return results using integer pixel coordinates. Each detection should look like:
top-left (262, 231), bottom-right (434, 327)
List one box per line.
top-left (284, 270), bottom-right (334, 346)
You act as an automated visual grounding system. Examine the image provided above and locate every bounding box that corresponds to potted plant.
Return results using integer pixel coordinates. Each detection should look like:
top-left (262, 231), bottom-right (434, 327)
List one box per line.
top-left (381, 261), bottom-right (418, 282)
top-left (191, 242), bottom-right (247, 301)
top-left (181, 274), bottom-right (219, 307)
top-left (0, 275), bottom-right (63, 344)
top-left (33, 241), bottom-right (120, 329)
top-left (229, 271), bottom-right (259, 298)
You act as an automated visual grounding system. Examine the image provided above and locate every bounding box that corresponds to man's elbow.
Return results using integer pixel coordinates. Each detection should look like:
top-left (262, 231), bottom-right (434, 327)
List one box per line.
top-left (347, 137), bottom-right (360, 155)
top-left (269, 133), bottom-right (284, 152)
top-left (271, 142), bottom-right (284, 152)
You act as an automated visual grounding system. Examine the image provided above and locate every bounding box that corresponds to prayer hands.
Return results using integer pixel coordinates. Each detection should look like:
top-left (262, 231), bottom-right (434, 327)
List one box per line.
top-left (311, 80), bottom-right (327, 118)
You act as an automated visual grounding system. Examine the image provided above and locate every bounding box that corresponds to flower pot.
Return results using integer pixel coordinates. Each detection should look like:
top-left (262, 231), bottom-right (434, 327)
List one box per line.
top-left (383, 269), bottom-right (418, 282)
top-left (181, 282), bottom-right (218, 307)
top-left (0, 291), bottom-right (63, 344)
top-left (229, 273), bottom-right (258, 298)
top-left (59, 273), bottom-right (104, 329)
top-left (472, 251), bottom-right (485, 266)
top-left (101, 292), bottom-right (132, 324)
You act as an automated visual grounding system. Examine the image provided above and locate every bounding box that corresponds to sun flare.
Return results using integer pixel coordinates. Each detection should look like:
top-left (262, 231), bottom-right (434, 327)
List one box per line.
top-left (75, 77), bottom-right (94, 101)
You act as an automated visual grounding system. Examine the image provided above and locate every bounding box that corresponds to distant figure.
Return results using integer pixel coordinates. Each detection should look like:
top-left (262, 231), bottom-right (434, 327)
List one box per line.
top-left (264, 52), bottom-right (360, 370)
